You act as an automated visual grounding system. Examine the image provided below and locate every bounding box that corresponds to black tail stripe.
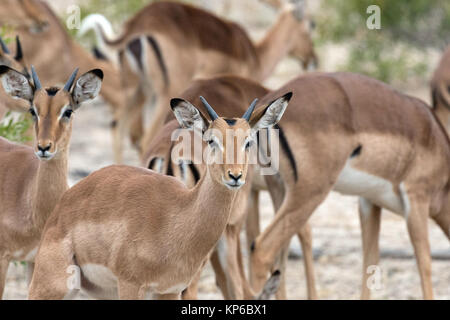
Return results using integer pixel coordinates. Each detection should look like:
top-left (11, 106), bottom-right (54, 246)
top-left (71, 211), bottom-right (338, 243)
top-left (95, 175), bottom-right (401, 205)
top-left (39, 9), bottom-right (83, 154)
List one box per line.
top-left (148, 157), bottom-right (157, 170)
top-left (274, 124), bottom-right (298, 182)
top-left (147, 36), bottom-right (168, 86)
top-left (188, 163), bottom-right (200, 184)
top-left (127, 38), bottom-right (143, 70)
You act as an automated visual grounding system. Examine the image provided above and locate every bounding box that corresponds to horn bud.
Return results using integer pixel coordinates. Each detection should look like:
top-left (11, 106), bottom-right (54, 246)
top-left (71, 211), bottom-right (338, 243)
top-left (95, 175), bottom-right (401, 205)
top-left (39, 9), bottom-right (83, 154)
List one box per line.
top-left (63, 68), bottom-right (79, 92)
top-left (242, 98), bottom-right (258, 122)
top-left (0, 36), bottom-right (10, 54)
top-left (31, 65), bottom-right (42, 90)
top-left (199, 96), bottom-right (219, 121)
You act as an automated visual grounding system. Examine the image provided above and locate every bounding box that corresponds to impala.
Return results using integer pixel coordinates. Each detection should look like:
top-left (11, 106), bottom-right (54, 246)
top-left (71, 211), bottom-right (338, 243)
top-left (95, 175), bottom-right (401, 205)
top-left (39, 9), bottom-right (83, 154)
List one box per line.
top-left (142, 75), bottom-right (317, 300)
top-left (248, 72), bottom-right (450, 300)
top-left (28, 93), bottom-right (291, 300)
top-left (0, 0), bottom-right (127, 161)
top-left (0, 36), bottom-right (29, 120)
top-left (79, 0), bottom-right (317, 162)
top-left (431, 46), bottom-right (450, 132)
top-left (0, 65), bottom-right (103, 299)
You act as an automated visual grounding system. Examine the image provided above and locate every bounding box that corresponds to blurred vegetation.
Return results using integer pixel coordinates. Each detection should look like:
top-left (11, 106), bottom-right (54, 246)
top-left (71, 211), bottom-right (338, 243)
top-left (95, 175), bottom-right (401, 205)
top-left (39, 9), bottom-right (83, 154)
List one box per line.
top-left (64, 0), bottom-right (153, 38)
top-left (0, 112), bottom-right (33, 143)
top-left (0, 30), bottom-right (33, 143)
top-left (317, 0), bottom-right (450, 83)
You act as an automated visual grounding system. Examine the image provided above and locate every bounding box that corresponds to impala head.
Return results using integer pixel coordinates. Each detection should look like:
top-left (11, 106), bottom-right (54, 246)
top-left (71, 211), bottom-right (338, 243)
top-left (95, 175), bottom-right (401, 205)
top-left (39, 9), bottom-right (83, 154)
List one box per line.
top-left (0, 35), bottom-right (28, 77)
top-left (0, 66), bottom-right (103, 160)
top-left (0, 0), bottom-right (48, 32)
top-left (262, 0), bottom-right (318, 69)
top-left (170, 93), bottom-right (292, 190)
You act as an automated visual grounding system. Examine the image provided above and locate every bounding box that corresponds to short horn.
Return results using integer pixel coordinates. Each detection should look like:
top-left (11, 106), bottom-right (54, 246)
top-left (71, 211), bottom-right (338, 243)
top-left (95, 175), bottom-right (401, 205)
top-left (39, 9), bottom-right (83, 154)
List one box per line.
top-left (0, 36), bottom-right (10, 54)
top-left (63, 68), bottom-right (79, 92)
top-left (31, 65), bottom-right (41, 90)
top-left (199, 96), bottom-right (219, 121)
top-left (242, 98), bottom-right (258, 122)
top-left (15, 36), bottom-right (23, 61)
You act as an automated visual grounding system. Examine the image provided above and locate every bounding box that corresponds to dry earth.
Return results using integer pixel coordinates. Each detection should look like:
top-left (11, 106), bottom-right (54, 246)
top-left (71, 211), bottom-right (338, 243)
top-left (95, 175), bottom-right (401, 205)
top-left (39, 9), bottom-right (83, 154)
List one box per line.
top-left (2, 0), bottom-right (449, 300)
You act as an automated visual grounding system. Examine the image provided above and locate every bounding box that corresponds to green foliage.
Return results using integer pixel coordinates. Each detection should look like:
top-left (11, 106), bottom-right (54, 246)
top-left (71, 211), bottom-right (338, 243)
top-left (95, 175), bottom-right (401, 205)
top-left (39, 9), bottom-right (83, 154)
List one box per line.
top-left (0, 112), bottom-right (33, 143)
top-left (64, 0), bottom-right (153, 39)
top-left (316, 0), bottom-right (450, 83)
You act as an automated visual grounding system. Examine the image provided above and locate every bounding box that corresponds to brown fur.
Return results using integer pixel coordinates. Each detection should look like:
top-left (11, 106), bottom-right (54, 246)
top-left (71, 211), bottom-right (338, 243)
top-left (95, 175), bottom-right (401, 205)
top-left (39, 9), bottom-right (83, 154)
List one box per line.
top-left (0, 0), bottom-right (128, 157)
top-left (93, 1), bottom-right (316, 162)
top-left (142, 75), bottom-right (317, 299)
top-left (249, 72), bottom-right (450, 300)
top-left (28, 90), bottom-right (289, 299)
top-left (431, 46), bottom-right (450, 132)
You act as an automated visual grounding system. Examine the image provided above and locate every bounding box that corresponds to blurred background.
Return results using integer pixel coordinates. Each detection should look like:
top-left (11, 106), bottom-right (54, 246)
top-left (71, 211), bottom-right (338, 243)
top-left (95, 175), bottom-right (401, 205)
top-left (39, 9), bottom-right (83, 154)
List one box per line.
top-left (1, 0), bottom-right (449, 299)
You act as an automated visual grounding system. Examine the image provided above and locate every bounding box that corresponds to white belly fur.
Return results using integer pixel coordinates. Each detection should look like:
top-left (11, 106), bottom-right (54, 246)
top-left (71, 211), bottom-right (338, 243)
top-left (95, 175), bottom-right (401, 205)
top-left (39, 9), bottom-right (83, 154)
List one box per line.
top-left (333, 161), bottom-right (410, 216)
top-left (81, 264), bottom-right (118, 289)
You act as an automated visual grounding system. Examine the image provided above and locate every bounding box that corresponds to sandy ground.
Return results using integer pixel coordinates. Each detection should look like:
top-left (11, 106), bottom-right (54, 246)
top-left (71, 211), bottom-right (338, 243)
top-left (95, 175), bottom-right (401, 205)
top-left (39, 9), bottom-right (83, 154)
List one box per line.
top-left (3, 0), bottom-right (450, 300)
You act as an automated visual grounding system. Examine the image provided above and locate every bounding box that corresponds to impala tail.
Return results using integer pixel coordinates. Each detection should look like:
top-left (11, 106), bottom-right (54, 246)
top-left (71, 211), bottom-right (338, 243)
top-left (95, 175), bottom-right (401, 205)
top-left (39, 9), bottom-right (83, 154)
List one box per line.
top-left (78, 13), bottom-right (125, 59)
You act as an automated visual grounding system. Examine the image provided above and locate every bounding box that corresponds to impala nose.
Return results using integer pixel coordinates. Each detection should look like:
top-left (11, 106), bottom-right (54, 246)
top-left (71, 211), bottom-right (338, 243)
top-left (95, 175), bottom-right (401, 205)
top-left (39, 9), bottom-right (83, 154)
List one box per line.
top-left (228, 171), bottom-right (242, 182)
top-left (38, 143), bottom-right (51, 153)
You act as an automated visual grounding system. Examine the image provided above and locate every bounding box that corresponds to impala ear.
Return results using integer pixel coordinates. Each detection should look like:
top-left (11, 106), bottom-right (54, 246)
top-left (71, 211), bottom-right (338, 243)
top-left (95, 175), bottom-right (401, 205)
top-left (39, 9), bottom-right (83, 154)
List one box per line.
top-left (0, 65), bottom-right (34, 102)
top-left (170, 98), bottom-right (208, 132)
top-left (250, 92), bottom-right (292, 133)
top-left (71, 69), bottom-right (103, 107)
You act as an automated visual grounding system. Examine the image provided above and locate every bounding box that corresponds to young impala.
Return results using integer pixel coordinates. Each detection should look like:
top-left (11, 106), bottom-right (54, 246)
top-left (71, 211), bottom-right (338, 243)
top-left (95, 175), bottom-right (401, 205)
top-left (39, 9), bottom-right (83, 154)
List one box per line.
top-left (80, 0), bottom-right (317, 162)
top-left (0, 0), bottom-right (127, 160)
top-left (0, 65), bottom-right (103, 299)
top-left (28, 93), bottom-right (291, 300)
top-left (248, 72), bottom-right (450, 300)
top-left (142, 75), bottom-right (317, 300)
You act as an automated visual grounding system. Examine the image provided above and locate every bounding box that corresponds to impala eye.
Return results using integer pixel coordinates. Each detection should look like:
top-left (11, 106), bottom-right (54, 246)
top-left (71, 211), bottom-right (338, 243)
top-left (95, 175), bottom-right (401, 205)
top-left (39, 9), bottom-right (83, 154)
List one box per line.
top-left (63, 109), bottom-right (73, 119)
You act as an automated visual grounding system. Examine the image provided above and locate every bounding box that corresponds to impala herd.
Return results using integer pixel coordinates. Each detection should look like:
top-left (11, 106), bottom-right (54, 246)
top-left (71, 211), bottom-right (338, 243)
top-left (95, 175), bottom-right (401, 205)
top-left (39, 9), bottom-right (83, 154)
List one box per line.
top-left (0, 0), bottom-right (448, 300)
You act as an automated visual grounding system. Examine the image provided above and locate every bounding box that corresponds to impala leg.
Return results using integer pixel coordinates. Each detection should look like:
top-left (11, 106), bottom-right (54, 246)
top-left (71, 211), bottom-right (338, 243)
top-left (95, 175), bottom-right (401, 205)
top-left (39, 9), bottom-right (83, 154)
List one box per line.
top-left (26, 262), bottom-right (35, 286)
top-left (128, 88), bottom-right (147, 151)
top-left (358, 198), bottom-right (381, 300)
top-left (250, 185), bottom-right (334, 294)
top-left (245, 190), bottom-right (260, 267)
top-left (273, 243), bottom-right (289, 300)
top-left (118, 280), bottom-right (140, 300)
top-left (28, 238), bottom-right (77, 300)
top-left (0, 258), bottom-right (9, 299)
top-left (182, 266), bottom-right (202, 300)
top-left (154, 293), bottom-right (180, 300)
top-left (297, 223), bottom-right (317, 300)
top-left (406, 196), bottom-right (433, 300)
top-left (210, 249), bottom-right (230, 299)
top-left (218, 225), bottom-right (245, 299)
top-left (140, 93), bottom-right (172, 154)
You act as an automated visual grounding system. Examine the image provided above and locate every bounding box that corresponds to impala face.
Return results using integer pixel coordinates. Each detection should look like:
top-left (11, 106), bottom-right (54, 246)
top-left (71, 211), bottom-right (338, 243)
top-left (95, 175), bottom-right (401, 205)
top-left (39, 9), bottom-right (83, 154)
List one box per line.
top-left (0, 65), bottom-right (103, 160)
top-left (170, 93), bottom-right (292, 190)
top-left (0, 36), bottom-right (28, 78)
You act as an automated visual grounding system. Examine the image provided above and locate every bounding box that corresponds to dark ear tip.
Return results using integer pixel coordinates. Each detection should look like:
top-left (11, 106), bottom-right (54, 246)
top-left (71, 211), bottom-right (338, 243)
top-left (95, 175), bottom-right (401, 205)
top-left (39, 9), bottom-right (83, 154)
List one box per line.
top-left (0, 65), bottom-right (10, 75)
top-left (272, 270), bottom-right (281, 277)
top-left (91, 69), bottom-right (104, 80)
top-left (283, 92), bottom-right (293, 101)
top-left (170, 98), bottom-right (184, 110)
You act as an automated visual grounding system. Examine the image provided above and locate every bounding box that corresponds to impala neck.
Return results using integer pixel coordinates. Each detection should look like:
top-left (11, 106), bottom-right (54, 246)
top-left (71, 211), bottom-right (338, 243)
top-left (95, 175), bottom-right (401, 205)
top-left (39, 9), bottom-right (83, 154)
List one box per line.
top-left (31, 145), bottom-right (69, 231)
top-left (255, 9), bottom-right (298, 81)
top-left (180, 167), bottom-right (238, 262)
